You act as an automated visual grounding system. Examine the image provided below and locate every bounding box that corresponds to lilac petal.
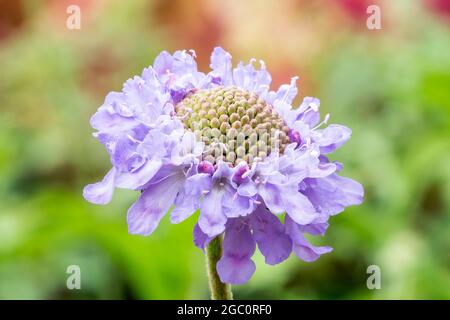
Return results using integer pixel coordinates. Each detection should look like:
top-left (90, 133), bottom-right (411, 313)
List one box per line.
top-left (281, 185), bottom-right (319, 225)
top-left (170, 191), bottom-right (198, 224)
top-left (198, 187), bottom-right (227, 237)
top-left (144, 163), bottom-right (179, 185)
top-left (232, 59), bottom-right (272, 95)
top-left (83, 167), bottom-right (117, 205)
top-left (170, 88), bottom-right (187, 104)
top-left (237, 180), bottom-right (258, 197)
top-left (311, 161), bottom-right (337, 178)
top-left (314, 124), bottom-right (352, 154)
top-left (231, 161), bottom-right (249, 185)
top-left (185, 173), bottom-right (212, 195)
top-left (127, 174), bottom-right (183, 236)
top-left (302, 174), bottom-right (364, 216)
top-left (153, 51), bottom-right (173, 75)
top-left (209, 47), bottom-right (233, 86)
top-left (213, 161), bottom-right (233, 181)
top-left (171, 50), bottom-right (198, 74)
top-left (170, 131), bottom-right (204, 165)
top-left (285, 216), bottom-right (332, 262)
top-left (140, 66), bottom-right (159, 86)
top-left (334, 161), bottom-right (344, 172)
top-left (223, 192), bottom-right (254, 218)
top-left (170, 173), bottom-right (211, 224)
top-left (297, 97), bottom-right (321, 127)
top-left (122, 77), bottom-right (169, 123)
top-left (125, 154), bottom-right (146, 173)
top-left (111, 136), bottom-right (136, 170)
top-left (90, 106), bottom-right (137, 133)
top-left (250, 206), bottom-right (292, 265)
top-left (154, 50), bottom-right (198, 79)
top-left (193, 223), bottom-right (213, 251)
top-left (280, 144), bottom-right (336, 180)
top-left (298, 222), bottom-right (330, 236)
top-left (258, 183), bottom-right (285, 214)
top-left (217, 220), bottom-right (256, 284)
top-left (138, 128), bottom-right (169, 159)
top-left (268, 78), bottom-right (300, 125)
top-left (266, 77), bottom-right (298, 106)
top-left (115, 158), bottom-right (162, 190)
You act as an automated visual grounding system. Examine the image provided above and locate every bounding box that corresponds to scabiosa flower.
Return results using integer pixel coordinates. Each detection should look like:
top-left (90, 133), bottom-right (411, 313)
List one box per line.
top-left (83, 47), bottom-right (364, 293)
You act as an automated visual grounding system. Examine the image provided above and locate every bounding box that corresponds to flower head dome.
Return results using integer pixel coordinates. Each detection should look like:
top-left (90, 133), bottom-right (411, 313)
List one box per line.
top-left (83, 47), bottom-right (364, 284)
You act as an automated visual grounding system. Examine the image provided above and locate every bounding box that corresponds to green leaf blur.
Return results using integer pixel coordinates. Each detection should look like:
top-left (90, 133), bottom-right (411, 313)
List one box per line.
top-left (0, 0), bottom-right (448, 299)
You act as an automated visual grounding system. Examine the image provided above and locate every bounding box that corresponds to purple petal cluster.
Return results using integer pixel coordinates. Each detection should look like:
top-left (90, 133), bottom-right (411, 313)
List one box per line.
top-left (84, 47), bottom-right (364, 284)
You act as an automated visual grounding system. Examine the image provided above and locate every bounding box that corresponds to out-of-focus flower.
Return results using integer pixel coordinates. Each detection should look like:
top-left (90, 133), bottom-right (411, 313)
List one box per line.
top-left (83, 48), bottom-right (364, 284)
top-left (425, 0), bottom-right (450, 21)
top-left (336, 0), bottom-right (372, 21)
top-left (152, 0), bottom-right (224, 68)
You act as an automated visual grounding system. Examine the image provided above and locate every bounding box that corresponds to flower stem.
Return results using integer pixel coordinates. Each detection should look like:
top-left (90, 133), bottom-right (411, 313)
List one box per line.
top-left (205, 235), bottom-right (233, 300)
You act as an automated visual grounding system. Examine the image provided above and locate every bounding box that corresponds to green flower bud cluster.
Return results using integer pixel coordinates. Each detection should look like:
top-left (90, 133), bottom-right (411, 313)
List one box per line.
top-left (175, 86), bottom-right (291, 166)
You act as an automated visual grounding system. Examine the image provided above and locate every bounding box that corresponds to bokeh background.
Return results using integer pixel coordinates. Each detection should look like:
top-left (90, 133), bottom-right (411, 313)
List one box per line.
top-left (0, 0), bottom-right (449, 299)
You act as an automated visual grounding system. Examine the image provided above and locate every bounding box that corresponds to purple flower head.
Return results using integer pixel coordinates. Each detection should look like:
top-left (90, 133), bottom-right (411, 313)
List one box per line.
top-left (84, 48), bottom-right (364, 285)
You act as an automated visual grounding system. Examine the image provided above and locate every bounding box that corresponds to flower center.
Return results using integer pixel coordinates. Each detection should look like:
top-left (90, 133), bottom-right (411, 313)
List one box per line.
top-left (175, 86), bottom-right (291, 166)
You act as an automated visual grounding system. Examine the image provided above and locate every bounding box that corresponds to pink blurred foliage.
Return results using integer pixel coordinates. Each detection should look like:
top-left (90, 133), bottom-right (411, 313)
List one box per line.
top-left (425, 0), bottom-right (450, 21)
top-left (337, 0), bottom-right (372, 21)
top-left (153, 0), bottom-right (225, 69)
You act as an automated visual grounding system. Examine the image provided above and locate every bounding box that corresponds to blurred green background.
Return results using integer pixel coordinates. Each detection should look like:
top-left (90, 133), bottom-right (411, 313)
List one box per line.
top-left (0, 0), bottom-right (449, 299)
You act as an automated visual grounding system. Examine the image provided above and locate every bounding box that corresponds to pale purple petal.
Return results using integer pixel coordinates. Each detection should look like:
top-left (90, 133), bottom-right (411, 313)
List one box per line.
top-left (232, 59), bottom-right (271, 95)
top-left (217, 220), bottom-right (256, 284)
top-left (213, 161), bottom-right (233, 181)
top-left (90, 101), bottom-right (138, 133)
top-left (266, 77), bottom-right (298, 106)
top-left (231, 161), bottom-right (250, 185)
top-left (223, 192), bottom-right (255, 218)
top-left (209, 47), bottom-right (233, 86)
top-left (302, 174), bottom-right (364, 216)
top-left (267, 78), bottom-right (301, 126)
top-left (127, 173), bottom-right (184, 236)
top-left (285, 216), bottom-right (332, 262)
top-left (297, 97), bottom-right (321, 127)
top-left (258, 183), bottom-right (285, 214)
top-left (170, 191), bottom-right (198, 224)
top-left (198, 187), bottom-right (227, 237)
top-left (170, 173), bottom-right (211, 224)
top-left (83, 167), bottom-right (117, 205)
top-left (237, 180), bottom-right (258, 197)
top-left (137, 129), bottom-right (169, 159)
top-left (185, 173), bottom-right (212, 195)
top-left (250, 205), bottom-right (292, 265)
top-left (111, 136), bottom-right (137, 170)
top-left (313, 124), bottom-right (352, 154)
top-left (171, 50), bottom-right (198, 74)
top-left (170, 131), bottom-right (204, 165)
top-left (193, 223), bottom-right (213, 251)
top-left (282, 185), bottom-right (319, 225)
top-left (153, 51), bottom-right (173, 75)
top-left (115, 159), bottom-right (162, 190)
top-left (122, 77), bottom-right (170, 123)
top-left (298, 222), bottom-right (330, 236)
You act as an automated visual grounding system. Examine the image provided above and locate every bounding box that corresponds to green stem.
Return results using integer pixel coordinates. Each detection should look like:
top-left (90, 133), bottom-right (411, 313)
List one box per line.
top-left (205, 236), bottom-right (233, 300)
